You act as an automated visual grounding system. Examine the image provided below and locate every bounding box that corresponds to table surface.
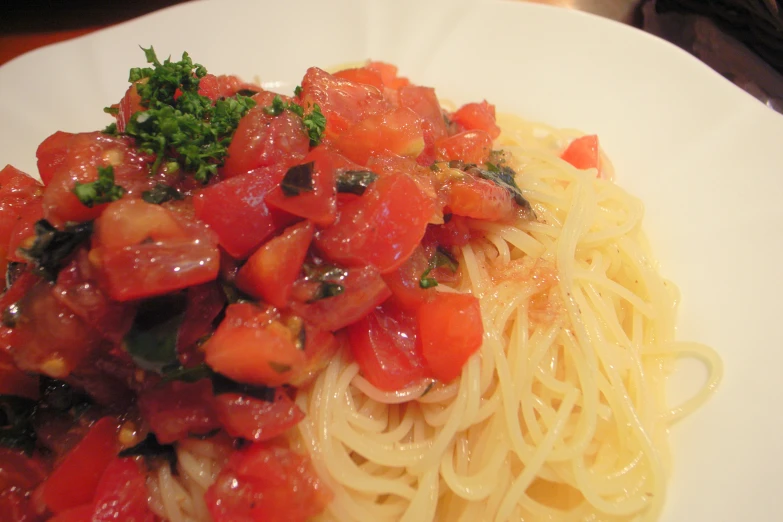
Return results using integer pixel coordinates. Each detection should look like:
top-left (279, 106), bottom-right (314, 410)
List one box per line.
top-left (0, 0), bottom-right (641, 67)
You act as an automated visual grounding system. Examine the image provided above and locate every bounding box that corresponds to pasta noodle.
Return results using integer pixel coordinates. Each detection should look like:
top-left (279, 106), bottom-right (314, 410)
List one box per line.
top-left (284, 113), bottom-right (724, 522)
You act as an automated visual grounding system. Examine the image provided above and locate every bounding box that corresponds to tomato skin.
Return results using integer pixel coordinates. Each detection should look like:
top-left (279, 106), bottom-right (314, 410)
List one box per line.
top-left (222, 92), bottom-right (309, 179)
top-left (90, 458), bottom-right (156, 522)
top-left (235, 221), bottom-right (314, 308)
top-left (447, 174), bottom-right (516, 222)
top-left (333, 67), bottom-right (384, 90)
top-left (203, 303), bottom-right (306, 387)
top-left (41, 417), bottom-right (119, 513)
top-left (93, 198), bottom-right (186, 249)
top-left (418, 292), bottom-right (483, 382)
top-left (205, 443), bottom-right (331, 522)
top-left (334, 107), bottom-right (426, 165)
top-left (138, 380), bottom-right (221, 444)
top-left (399, 85), bottom-right (448, 142)
top-left (38, 132), bottom-right (153, 225)
top-left (561, 134), bottom-right (601, 173)
top-left (435, 130), bottom-right (493, 164)
top-left (265, 148), bottom-right (337, 227)
top-left (315, 173), bottom-right (433, 274)
top-left (36, 132), bottom-right (73, 186)
top-left (290, 265), bottom-right (392, 332)
top-left (365, 61), bottom-right (410, 90)
top-left (215, 389), bottom-right (305, 442)
top-left (347, 304), bottom-right (430, 391)
top-left (451, 101), bottom-right (500, 140)
top-left (194, 168), bottom-right (298, 259)
top-left (300, 67), bottom-right (389, 142)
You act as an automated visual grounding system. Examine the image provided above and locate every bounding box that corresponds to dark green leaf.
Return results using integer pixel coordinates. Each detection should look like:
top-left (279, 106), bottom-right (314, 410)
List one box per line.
top-left (161, 363), bottom-right (213, 384)
top-left (0, 395), bottom-right (37, 454)
top-left (142, 183), bottom-right (183, 205)
top-left (73, 165), bottom-right (126, 208)
top-left (294, 85), bottom-right (303, 97)
top-left (307, 282), bottom-right (345, 302)
top-left (302, 263), bottom-right (346, 282)
top-left (236, 88), bottom-right (260, 97)
top-left (103, 106), bottom-right (119, 116)
top-left (39, 377), bottom-right (91, 413)
top-left (119, 433), bottom-right (177, 471)
top-left (336, 170), bottom-right (378, 196)
top-left (102, 123), bottom-right (118, 135)
top-left (123, 294), bottom-right (187, 374)
top-left (264, 95), bottom-right (287, 116)
top-left (419, 247), bottom-right (459, 289)
top-left (19, 220), bottom-right (92, 282)
top-left (281, 162), bottom-right (315, 197)
top-left (303, 104), bottom-right (326, 146)
top-left (469, 163), bottom-right (533, 212)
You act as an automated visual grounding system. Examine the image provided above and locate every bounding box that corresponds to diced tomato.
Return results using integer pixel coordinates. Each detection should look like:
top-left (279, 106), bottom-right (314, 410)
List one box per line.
top-left (447, 174), bottom-right (516, 222)
top-left (418, 292), bottom-right (483, 382)
top-left (0, 270), bottom-right (37, 318)
top-left (235, 221), bottom-right (314, 308)
top-left (38, 132), bottom-right (154, 225)
top-left (300, 67), bottom-right (389, 142)
top-left (334, 107), bottom-right (426, 165)
top-left (381, 245), bottom-right (434, 311)
top-left (365, 61), bottom-right (410, 90)
top-left (0, 448), bottom-right (47, 522)
top-left (177, 282), bottom-right (226, 357)
top-left (115, 83), bottom-right (144, 133)
top-left (8, 280), bottom-right (102, 378)
top-left (435, 130), bottom-right (493, 164)
top-left (0, 164), bottom-right (43, 196)
top-left (333, 67), bottom-right (384, 90)
top-left (561, 134), bottom-right (601, 173)
top-left (424, 215), bottom-right (473, 248)
top-left (222, 93), bottom-right (309, 178)
top-left (53, 250), bottom-right (135, 343)
top-left (399, 85), bottom-right (448, 142)
top-left (6, 198), bottom-right (43, 263)
top-left (41, 417), bottom-right (119, 513)
top-left (347, 303), bottom-right (430, 391)
top-left (198, 74), bottom-right (261, 102)
top-left (215, 389), bottom-right (305, 442)
top-left (315, 173), bottom-right (433, 274)
top-left (290, 265), bottom-right (391, 332)
top-left (194, 168), bottom-right (298, 258)
top-left (265, 148), bottom-right (337, 227)
top-left (451, 101), bottom-right (500, 140)
top-left (90, 458), bottom-right (156, 522)
top-left (289, 323), bottom-right (340, 387)
top-left (91, 199), bottom-right (220, 301)
top-left (138, 379), bottom-right (221, 444)
top-left (0, 165), bottom-right (43, 260)
top-left (205, 443), bottom-right (331, 522)
top-left (49, 504), bottom-right (95, 522)
top-left (203, 303), bottom-right (306, 387)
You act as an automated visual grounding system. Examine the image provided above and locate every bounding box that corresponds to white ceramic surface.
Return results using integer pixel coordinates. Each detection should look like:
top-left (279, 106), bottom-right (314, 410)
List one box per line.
top-left (1, 0), bottom-right (782, 520)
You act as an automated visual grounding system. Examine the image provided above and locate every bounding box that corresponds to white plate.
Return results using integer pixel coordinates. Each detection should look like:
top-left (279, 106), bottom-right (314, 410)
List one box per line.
top-left (1, 0), bottom-right (782, 520)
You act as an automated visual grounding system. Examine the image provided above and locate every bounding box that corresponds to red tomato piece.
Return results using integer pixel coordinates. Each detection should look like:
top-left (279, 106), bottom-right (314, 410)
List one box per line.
top-left (235, 221), bottom-right (314, 308)
top-left (399, 85), bottom-right (448, 142)
top-left (198, 74), bottom-right (261, 101)
top-left (334, 107), bottom-right (426, 165)
top-left (333, 67), bottom-right (385, 90)
top-left (0, 350), bottom-right (39, 398)
top-left (8, 280), bottom-right (102, 378)
top-left (194, 168), bottom-right (298, 259)
top-left (381, 246), bottom-right (434, 311)
top-left (365, 61), bottom-right (410, 90)
top-left (115, 83), bottom-right (144, 133)
top-left (49, 504), bottom-right (95, 522)
top-left (215, 389), bottom-right (305, 442)
top-left (0, 448), bottom-right (47, 522)
top-left (290, 265), bottom-right (392, 332)
top-left (300, 67), bottom-right (389, 142)
top-left (0, 165), bottom-right (43, 262)
top-left (451, 101), bottom-right (500, 140)
top-left (38, 132), bottom-right (154, 225)
top-left (347, 303), bottom-right (430, 391)
top-left (93, 198), bottom-right (186, 249)
top-left (222, 93), bottom-right (309, 178)
top-left (315, 173), bottom-right (433, 274)
top-left (424, 216), bottom-right (473, 248)
top-left (138, 380), bottom-right (221, 444)
top-left (447, 174), bottom-right (516, 222)
top-left (6, 198), bottom-right (43, 263)
top-left (561, 134), bottom-right (601, 173)
top-left (205, 443), bottom-right (331, 522)
top-left (0, 164), bottom-right (42, 197)
top-left (203, 303), bottom-right (306, 387)
top-left (90, 458), bottom-right (156, 522)
top-left (177, 282), bottom-right (226, 357)
top-left (289, 323), bottom-right (340, 387)
top-left (435, 130), bottom-right (493, 164)
top-left (265, 148), bottom-right (337, 227)
top-left (41, 417), bottom-right (119, 513)
top-left (36, 131), bottom-right (73, 186)
top-left (418, 292), bottom-right (483, 382)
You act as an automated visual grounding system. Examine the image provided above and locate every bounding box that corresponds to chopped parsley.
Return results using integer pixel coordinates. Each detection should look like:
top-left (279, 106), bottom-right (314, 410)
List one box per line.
top-left (73, 165), bottom-right (126, 208)
top-left (263, 95), bottom-right (326, 146)
top-left (119, 46), bottom-right (256, 183)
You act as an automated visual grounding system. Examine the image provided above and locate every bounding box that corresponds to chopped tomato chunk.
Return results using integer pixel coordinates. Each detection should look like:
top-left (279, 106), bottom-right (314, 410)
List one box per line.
top-left (138, 379), bottom-right (221, 444)
top-left (561, 134), bottom-right (601, 173)
top-left (215, 389), bottom-right (305, 442)
top-left (451, 101), bottom-right (500, 140)
top-left (334, 107), bottom-right (426, 165)
top-left (435, 130), bottom-right (493, 164)
top-left (418, 292), bottom-right (483, 382)
top-left (447, 173), bottom-right (517, 222)
top-left (91, 458), bottom-right (156, 522)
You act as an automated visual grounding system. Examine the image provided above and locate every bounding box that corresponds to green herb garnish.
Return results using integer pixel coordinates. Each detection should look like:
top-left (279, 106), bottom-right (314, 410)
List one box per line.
top-left (336, 170), bottom-right (378, 196)
top-left (281, 162), bottom-right (315, 196)
top-left (303, 104), bottom-right (326, 146)
top-left (121, 46), bottom-right (256, 183)
top-left (419, 247), bottom-right (459, 289)
top-left (19, 220), bottom-right (93, 282)
top-left (307, 282), bottom-right (345, 303)
top-left (123, 293), bottom-right (187, 374)
top-left (142, 183), bottom-right (183, 205)
top-left (73, 165), bottom-right (126, 208)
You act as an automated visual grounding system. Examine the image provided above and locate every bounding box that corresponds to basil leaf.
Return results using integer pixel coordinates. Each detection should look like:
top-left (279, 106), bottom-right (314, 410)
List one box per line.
top-left (142, 183), bottom-right (183, 205)
top-left (281, 162), bottom-right (315, 196)
top-left (0, 395), bottom-right (37, 454)
top-left (307, 282), bottom-right (345, 303)
top-left (19, 220), bottom-right (92, 282)
top-left (123, 294), bottom-right (187, 374)
top-left (469, 164), bottom-right (533, 213)
top-left (236, 88), bottom-right (260, 97)
top-left (419, 247), bottom-right (459, 289)
top-left (336, 170), bottom-right (378, 196)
